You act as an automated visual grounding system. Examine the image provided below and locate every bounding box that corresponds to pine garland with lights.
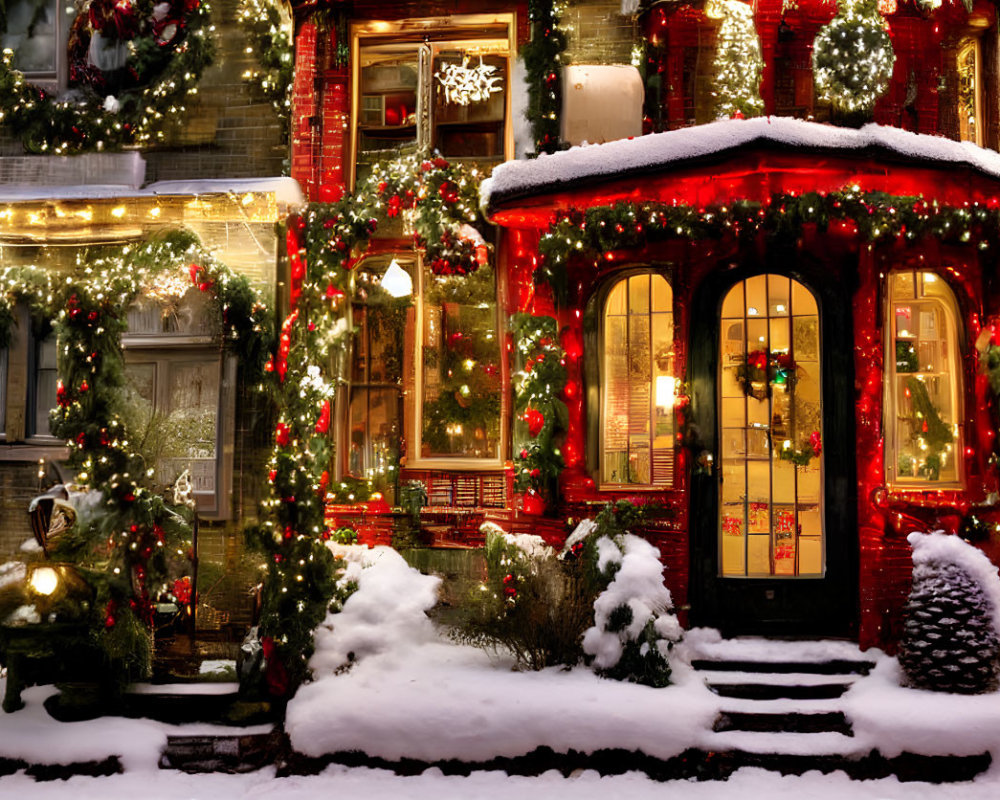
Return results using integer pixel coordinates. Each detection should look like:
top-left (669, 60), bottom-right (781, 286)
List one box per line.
top-left (247, 152), bottom-right (497, 691)
top-left (236, 0), bottom-right (293, 139)
top-left (511, 313), bottom-right (568, 507)
top-left (0, 0), bottom-right (214, 154)
top-left (522, 0), bottom-right (567, 155)
top-left (707, 0), bottom-right (764, 119)
top-left (812, 0), bottom-right (895, 123)
top-left (536, 190), bottom-right (1000, 306)
top-left (0, 230), bottom-right (274, 682)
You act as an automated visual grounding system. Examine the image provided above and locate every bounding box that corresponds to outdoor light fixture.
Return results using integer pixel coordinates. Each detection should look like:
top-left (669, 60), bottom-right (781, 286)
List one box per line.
top-left (381, 258), bottom-right (413, 298)
top-left (28, 566), bottom-right (59, 596)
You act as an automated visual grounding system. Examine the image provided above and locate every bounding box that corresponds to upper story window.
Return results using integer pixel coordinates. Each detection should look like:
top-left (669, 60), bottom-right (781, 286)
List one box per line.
top-left (957, 36), bottom-right (982, 145)
top-left (600, 272), bottom-right (675, 488)
top-left (351, 13), bottom-right (514, 186)
top-left (885, 270), bottom-right (962, 487)
top-left (2, 0), bottom-right (74, 86)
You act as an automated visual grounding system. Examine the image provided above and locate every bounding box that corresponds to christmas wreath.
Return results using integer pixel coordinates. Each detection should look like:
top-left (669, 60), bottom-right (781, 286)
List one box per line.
top-left (812, 0), bottom-right (895, 121)
top-left (0, 0), bottom-right (213, 154)
top-left (735, 349), bottom-right (797, 400)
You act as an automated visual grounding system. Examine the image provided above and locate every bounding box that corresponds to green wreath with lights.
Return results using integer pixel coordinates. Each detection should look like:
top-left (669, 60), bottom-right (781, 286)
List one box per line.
top-left (0, 0), bottom-right (214, 154)
top-left (812, 0), bottom-right (895, 121)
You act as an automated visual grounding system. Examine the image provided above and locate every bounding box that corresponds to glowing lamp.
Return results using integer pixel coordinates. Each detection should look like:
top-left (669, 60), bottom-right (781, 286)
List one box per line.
top-left (29, 566), bottom-right (59, 596)
top-left (381, 258), bottom-right (412, 298)
top-left (655, 376), bottom-right (676, 409)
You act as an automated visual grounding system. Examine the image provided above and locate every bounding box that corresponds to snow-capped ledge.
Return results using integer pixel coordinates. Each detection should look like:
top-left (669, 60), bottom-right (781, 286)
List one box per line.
top-left (482, 117), bottom-right (1000, 211)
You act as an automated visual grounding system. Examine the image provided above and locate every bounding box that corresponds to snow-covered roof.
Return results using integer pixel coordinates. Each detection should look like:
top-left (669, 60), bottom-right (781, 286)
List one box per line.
top-left (483, 117), bottom-right (1000, 211)
top-left (0, 177), bottom-right (304, 208)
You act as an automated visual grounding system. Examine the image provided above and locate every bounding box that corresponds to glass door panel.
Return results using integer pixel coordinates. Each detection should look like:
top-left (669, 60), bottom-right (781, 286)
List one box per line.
top-left (718, 275), bottom-right (824, 578)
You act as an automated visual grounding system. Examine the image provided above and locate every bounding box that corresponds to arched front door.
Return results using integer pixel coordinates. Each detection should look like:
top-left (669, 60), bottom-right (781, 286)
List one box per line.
top-left (719, 275), bottom-right (823, 578)
top-left (690, 269), bottom-right (857, 637)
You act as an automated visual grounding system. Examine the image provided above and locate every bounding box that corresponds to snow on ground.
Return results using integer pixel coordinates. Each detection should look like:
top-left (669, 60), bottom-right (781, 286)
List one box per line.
top-left (6, 543), bottom-right (1000, 793)
top-left (0, 765), bottom-right (999, 800)
top-left (481, 116), bottom-right (1000, 206)
top-left (0, 683), bottom-right (270, 771)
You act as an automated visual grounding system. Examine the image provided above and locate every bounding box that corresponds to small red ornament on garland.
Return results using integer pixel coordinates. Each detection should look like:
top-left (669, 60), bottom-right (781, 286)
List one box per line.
top-left (524, 407), bottom-right (545, 437)
top-left (275, 422), bottom-right (291, 447)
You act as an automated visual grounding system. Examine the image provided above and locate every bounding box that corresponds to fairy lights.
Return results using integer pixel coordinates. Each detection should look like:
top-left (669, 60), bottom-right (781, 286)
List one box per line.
top-left (707, 0), bottom-right (764, 119)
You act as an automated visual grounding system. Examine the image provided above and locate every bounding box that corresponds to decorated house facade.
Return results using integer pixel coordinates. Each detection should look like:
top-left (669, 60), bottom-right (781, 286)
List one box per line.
top-left (0, 0), bottom-right (294, 639)
top-left (289, 0), bottom-right (1000, 652)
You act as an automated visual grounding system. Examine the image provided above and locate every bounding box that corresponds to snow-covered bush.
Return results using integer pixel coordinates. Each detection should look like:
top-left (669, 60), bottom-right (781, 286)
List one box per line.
top-left (581, 529), bottom-right (681, 688)
top-left (453, 522), bottom-right (595, 670)
top-left (309, 544), bottom-right (441, 675)
top-left (898, 531), bottom-right (1000, 694)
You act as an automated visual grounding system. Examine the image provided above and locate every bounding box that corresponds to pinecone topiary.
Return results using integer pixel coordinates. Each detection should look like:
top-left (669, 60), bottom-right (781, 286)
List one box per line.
top-left (899, 561), bottom-right (1000, 694)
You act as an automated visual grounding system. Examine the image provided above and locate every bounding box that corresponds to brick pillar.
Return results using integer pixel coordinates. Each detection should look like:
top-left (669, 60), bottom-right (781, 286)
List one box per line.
top-left (291, 21), bottom-right (319, 201)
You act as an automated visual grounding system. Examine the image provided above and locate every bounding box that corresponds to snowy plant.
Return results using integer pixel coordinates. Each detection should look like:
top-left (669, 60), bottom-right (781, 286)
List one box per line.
top-left (582, 532), bottom-right (682, 688)
top-left (453, 523), bottom-right (594, 670)
top-left (898, 531), bottom-right (1000, 694)
top-left (309, 544), bottom-right (441, 675)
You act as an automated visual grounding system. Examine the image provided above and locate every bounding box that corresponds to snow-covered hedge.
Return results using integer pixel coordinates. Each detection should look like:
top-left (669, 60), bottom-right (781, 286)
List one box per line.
top-left (898, 532), bottom-right (1000, 694)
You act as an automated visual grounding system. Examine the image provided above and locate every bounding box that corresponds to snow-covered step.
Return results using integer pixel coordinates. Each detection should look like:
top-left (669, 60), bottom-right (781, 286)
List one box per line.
top-left (697, 669), bottom-right (862, 686)
top-left (708, 681), bottom-right (853, 700)
top-left (691, 658), bottom-right (875, 675)
top-left (713, 710), bottom-right (853, 736)
top-left (705, 729), bottom-right (863, 757)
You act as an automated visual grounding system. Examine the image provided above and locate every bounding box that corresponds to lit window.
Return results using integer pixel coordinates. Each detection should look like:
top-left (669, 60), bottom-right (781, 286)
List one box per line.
top-left (390, 256), bottom-right (502, 465)
top-left (352, 15), bottom-right (513, 185)
top-left (719, 275), bottom-right (823, 577)
top-left (886, 271), bottom-right (962, 486)
top-left (601, 273), bottom-right (674, 487)
top-left (29, 331), bottom-right (58, 439)
top-left (1, 0), bottom-right (74, 84)
top-left (122, 288), bottom-right (235, 518)
top-left (958, 38), bottom-right (981, 146)
top-left (347, 255), bottom-right (408, 498)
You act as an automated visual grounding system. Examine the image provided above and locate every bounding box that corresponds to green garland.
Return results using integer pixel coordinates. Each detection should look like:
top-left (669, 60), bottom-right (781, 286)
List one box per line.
top-left (522, 0), bottom-right (567, 155)
top-left (0, 0), bottom-right (214, 154)
top-left (511, 313), bottom-right (567, 505)
top-left (0, 231), bottom-right (271, 680)
top-left (537, 190), bottom-right (1000, 305)
top-left (236, 0), bottom-right (293, 139)
top-left (248, 150), bottom-right (494, 693)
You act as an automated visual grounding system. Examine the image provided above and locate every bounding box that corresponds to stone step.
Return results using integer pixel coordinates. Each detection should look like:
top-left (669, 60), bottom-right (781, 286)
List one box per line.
top-left (708, 681), bottom-right (853, 700)
top-left (159, 731), bottom-right (283, 773)
top-left (713, 710), bottom-right (853, 735)
top-left (692, 658), bottom-right (876, 676)
top-left (122, 683), bottom-right (277, 726)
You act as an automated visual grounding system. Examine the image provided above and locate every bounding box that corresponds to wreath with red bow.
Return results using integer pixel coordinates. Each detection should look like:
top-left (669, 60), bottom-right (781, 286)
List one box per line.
top-left (0, 0), bottom-right (213, 153)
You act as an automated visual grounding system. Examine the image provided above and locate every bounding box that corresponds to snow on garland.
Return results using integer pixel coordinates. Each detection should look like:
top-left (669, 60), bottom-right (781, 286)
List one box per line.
top-left (812, 0), bottom-right (895, 121)
top-left (0, 0), bottom-right (214, 154)
top-left (898, 531), bottom-right (1000, 694)
top-left (579, 525), bottom-right (682, 688)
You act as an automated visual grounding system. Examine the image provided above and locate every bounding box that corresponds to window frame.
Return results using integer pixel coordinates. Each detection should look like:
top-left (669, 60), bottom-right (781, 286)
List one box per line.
top-left (1, 0), bottom-right (74, 91)
top-left (348, 12), bottom-right (516, 189)
top-left (597, 269), bottom-right (677, 491)
top-left (883, 269), bottom-right (964, 490)
top-left (957, 35), bottom-right (983, 147)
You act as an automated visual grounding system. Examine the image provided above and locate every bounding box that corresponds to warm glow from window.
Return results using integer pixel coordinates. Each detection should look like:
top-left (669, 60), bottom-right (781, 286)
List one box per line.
top-left (601, 273), bottom-right (674, 487)
top-left (886, 271), bottom-right (962, 486)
